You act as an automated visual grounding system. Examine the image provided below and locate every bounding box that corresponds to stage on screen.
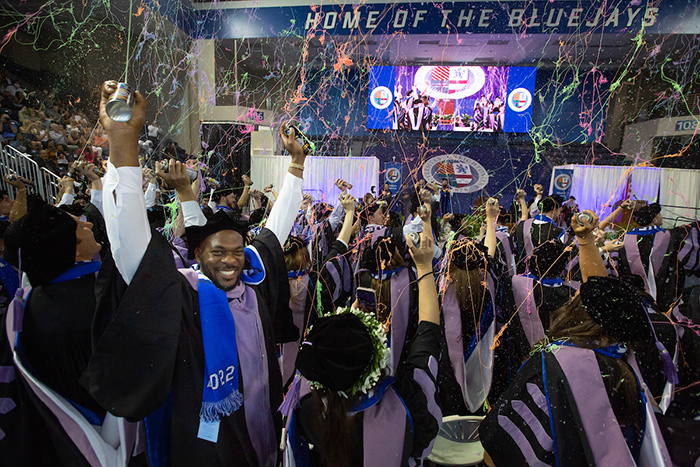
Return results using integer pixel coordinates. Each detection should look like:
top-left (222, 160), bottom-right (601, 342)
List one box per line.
top-left (368, 65), bottom-right (536, 133)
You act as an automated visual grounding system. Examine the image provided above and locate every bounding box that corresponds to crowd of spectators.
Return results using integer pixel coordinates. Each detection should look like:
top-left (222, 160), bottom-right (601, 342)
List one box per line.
top-left (0, 69), bottom-right (110, 177)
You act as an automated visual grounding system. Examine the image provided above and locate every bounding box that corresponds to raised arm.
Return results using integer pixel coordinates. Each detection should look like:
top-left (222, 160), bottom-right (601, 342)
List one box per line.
top-left (528, 184), bottom-right (543, 217)
top-left (515, 189), bottom-right (528, 221)
top-left (484, 198), bottom-right (499, 258)
top-left (101, 81), bottom-right (144, 169)
top-left (142, 167), bottom-right (157, 209)
top-left (5, 175), bottom-right (28, 221)
top-left (237, 175), bottom-right (252, 210)
top-left (407, 202), bottom-right (439, 325)
top-left (572, 210), bottom-right (607, 281)
top-left (75, 161), bottom-right (104, 215)
top-left (156, 159), bottom-right (206, 228)
top-left (99, 80), bottom-right (150, 285)
top-left (598, 199), bottom-right (632, 230)
top-left (262, 123), bottom-right (306, 246)
top-left (56, 176), bottom-right (75, 207)
top-left (336, 193), bottom-right (356, 246)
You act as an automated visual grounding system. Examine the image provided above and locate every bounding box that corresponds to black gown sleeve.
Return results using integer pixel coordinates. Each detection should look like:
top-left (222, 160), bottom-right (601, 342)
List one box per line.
top-left (251, 228), bottom-right (297, 344)
top-left (394, 321), bottom-right (442, 459)
top-left (81, 231), bottom-right (183, 420)
top-left (316, 240), bottom-right (353, 315)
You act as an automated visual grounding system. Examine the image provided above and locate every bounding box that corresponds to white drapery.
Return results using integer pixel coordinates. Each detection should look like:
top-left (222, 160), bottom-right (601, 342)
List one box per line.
top-left (565, 165), bottom-right (630, 221)
top-left (659, 168), bottom-right (700, 226)
top-left (251, 155), bottom-right (380, 206)
top-left (629, 167), bottom-right (661, 204)
top-left (551, 165), bottom-right (699, 227)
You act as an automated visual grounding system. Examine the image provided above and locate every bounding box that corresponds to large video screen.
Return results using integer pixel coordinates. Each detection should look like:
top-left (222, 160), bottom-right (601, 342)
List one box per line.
top-left (368, 66), bottom-right (536, 133)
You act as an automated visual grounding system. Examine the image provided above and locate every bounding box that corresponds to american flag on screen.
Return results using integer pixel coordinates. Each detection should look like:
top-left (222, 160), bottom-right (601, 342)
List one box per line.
top-left (430, 67), bottom-right (471, 95)
top-left (437, 162), bottom-right (472, 188)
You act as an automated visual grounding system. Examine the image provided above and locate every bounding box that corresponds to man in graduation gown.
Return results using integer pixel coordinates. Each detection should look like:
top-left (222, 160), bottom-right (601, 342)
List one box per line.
top-left (81, 81), bottom-right (302, 467)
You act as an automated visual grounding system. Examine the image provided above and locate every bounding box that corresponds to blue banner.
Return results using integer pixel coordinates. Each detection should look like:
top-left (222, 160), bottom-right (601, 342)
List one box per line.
top-left (503, 67), bottom-right (537, 133)
top-left (185, 0), bottom-right (700, 39)
top-left (384, 162), bottom-right (403, 196)
top-left (552, 168), bottom-right (574, 199)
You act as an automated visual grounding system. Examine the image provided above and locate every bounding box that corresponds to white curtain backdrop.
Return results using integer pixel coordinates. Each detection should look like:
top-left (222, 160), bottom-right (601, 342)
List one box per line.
top-left (568, 165), bottom-right (630, 221)
top-left (629, 167), bottom-right (661, 203)
top-left (251, 155), bottom-right (380, 206)
top-left (659, 168), bottom-right (700, 227)
top-left (551, 165), bottom-right (699, 228)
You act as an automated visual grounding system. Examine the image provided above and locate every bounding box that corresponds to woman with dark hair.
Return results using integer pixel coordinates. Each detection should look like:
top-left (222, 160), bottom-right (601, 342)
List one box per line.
top-left (480, 211), bottom-right (674, 466)
top-left (352, 197), bottom-right (430, 376)
top-left (437, 198), bottom-right (500, 415)
top-left (281, 212), bottom-right (443, 467)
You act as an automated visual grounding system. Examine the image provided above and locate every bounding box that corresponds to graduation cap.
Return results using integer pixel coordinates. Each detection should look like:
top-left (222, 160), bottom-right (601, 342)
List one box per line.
top-left (632, 202), bottom-right (661, 227)
top-left (311, 202), bottom-right (333, 223)
top-left (212, 185), bottom-right (234, 202)
top-left (497, 207), bottom-right (512, 224)
top-left (296, 313), bottom-right (375, 393)
top-left (580, 276), bottom-right (678, 384)
top-left (185, 210), bottom-right (249, 260)
top-left (538, 197), bottom-right (558, 213)
top-left (248, 207), bottom-right (267, 228)
top-left (283, 235), bottom-right (307, 255)
top-left (450, 238), bottom-right (488, 271)
top-left (5, 198), bottom-right (77, 286)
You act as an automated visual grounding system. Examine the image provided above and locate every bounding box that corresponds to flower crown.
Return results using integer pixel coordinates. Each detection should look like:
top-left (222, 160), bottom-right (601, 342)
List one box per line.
top-left (307, 306), bottom-right (390, 398)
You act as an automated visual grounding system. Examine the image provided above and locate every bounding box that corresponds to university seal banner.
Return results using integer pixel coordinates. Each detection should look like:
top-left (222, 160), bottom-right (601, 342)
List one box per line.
top-left (422, 154), bottom-right (489, 194)
top-left (384, 161), bottom-right (403, 195)
top-left (552, 167), bottom-right (574, 199)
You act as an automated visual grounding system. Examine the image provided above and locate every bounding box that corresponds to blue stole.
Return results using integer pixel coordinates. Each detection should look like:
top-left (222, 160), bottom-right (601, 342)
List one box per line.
top-left (0, 257), bottom-right (19, 303)
top-left (464, 301), bottom-right (494, 361)
top-left (522, 273), bottom-right (563, 287)
top-left (50, 261), bottom-right (102, 283)
top-left (370, 267), bottom-right (403, 281)
top-left (534, 214), bottom-right (565, 239)
top-left (197, 273), bottom-right (243, 422)
top-left (627, 226), bottom-right (665, 236)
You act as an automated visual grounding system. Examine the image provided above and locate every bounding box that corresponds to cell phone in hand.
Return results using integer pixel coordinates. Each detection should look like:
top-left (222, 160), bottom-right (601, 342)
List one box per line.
top-left (356, 287), bottom-right (377, 316)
